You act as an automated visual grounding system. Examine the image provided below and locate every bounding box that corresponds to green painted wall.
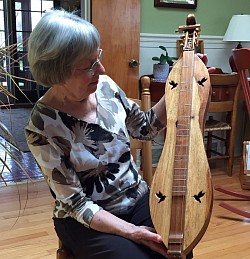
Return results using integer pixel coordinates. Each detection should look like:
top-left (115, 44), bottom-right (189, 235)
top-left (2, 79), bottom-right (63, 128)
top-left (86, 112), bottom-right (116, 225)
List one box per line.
top-left (141, 0), bottom-right (250, 36)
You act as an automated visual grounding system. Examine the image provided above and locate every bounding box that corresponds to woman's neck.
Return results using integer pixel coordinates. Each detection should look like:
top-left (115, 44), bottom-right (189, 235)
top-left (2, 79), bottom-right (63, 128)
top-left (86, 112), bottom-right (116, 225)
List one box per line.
top-left (41, 87), bottom-right (97, 123)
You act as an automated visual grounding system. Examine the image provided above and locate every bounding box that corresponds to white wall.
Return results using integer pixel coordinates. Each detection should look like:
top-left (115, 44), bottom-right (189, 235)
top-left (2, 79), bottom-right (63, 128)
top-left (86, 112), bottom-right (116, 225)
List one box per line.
top-left (139, 33), bottom-right (250, 76)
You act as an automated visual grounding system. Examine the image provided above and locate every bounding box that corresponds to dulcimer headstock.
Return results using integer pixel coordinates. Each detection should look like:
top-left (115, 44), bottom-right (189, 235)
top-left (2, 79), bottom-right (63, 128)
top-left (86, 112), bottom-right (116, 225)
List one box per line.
top-left (177, 14), bottom-right (201, 53)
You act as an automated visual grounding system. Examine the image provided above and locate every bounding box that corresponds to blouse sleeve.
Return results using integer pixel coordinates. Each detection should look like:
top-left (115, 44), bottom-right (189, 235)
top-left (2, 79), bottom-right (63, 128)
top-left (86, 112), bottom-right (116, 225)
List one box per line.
top-left (116, 87), bottom-right (165, 140)
top-left (25, 129), bottom-right (102, 228)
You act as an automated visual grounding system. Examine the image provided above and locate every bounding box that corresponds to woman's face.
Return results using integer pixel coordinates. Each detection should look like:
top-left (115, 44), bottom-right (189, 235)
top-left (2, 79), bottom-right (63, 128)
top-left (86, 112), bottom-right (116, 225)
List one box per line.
top-left (62, 49), bottom-right (106, 102)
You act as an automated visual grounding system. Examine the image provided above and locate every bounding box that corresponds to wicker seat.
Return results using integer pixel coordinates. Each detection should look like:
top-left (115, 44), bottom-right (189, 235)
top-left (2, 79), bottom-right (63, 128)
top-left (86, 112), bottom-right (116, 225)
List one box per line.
top-left (205, 116), bottom-right (232, 132)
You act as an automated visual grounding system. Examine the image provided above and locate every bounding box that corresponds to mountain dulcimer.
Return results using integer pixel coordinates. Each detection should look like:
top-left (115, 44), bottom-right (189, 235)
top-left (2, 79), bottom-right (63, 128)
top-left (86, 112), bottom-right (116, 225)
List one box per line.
top-left (149, 14), bottom-right (213, 259)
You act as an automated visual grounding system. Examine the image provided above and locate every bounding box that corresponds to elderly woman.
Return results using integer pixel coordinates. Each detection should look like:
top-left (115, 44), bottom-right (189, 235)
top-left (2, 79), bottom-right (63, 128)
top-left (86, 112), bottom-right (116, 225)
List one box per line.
top-left (25, 9), bottom-right (173, 259)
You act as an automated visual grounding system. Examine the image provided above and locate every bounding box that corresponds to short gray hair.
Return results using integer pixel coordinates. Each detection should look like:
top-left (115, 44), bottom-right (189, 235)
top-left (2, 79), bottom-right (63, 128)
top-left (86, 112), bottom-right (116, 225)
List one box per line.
top-left (28, 9), bottom-right (100, 87)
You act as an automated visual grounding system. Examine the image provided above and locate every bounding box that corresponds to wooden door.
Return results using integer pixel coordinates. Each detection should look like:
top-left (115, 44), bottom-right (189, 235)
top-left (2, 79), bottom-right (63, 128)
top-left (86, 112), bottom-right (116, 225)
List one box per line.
top-left (91, 0), bottom-right (140, 98)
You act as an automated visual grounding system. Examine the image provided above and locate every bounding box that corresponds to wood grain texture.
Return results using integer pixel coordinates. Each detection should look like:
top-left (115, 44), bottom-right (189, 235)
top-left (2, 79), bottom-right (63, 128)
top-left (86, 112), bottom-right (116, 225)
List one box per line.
top-left (150, 52), bottom-right (212, 257)
top-left (0, 181), bottom-right (57, 259)
top-left (0, 161), bottom-right (249, 258)
top-left (91, 0), bottom-right (140, 98)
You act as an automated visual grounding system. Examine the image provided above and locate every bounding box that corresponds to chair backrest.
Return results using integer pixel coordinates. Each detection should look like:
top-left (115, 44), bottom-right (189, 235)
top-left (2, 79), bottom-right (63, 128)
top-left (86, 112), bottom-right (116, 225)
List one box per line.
top-left (204, 72), bottom-right (240, 176)
top-left (233, 48), bottom-right (250, 118)
top-left (208, 73), bottom-right (240, 113)
top-left (130, 76), bottom-right (153, 185)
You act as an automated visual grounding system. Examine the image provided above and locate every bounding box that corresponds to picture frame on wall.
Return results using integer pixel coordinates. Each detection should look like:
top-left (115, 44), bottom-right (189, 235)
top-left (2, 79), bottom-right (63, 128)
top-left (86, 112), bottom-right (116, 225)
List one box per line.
top-left (154, 0), bottom-right (197, 9)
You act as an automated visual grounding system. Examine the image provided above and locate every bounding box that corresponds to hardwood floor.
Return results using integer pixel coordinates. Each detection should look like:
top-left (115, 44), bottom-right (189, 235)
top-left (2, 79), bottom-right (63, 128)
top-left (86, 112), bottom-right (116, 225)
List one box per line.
top-left (0, 158), bottom-right (249, 258)
top-left (0, 180), bottom-right (57, 259)
top-left (195, 160), bottom-right (250, 259)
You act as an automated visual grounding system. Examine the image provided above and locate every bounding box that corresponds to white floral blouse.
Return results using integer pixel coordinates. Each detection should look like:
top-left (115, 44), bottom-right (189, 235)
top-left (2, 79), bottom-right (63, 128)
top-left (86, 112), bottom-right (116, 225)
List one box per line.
top-left (25, 75), bottom-right (165, 228)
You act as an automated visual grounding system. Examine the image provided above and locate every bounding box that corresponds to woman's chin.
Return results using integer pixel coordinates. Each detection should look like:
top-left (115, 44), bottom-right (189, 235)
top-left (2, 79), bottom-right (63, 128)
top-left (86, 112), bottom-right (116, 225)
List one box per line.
top-left (89, 82), bottom-right (98, 92)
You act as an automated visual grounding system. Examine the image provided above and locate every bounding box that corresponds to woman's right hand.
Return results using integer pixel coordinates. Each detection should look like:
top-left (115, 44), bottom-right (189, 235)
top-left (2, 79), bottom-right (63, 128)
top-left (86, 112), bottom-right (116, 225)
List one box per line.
top-left (90, 210), bottom-right (169, 257)
top-left (127, 225), bottom-right (169, 258)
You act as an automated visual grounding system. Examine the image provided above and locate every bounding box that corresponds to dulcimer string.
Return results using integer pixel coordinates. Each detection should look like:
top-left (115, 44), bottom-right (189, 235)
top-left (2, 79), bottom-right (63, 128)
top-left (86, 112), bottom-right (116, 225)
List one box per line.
top-left (176, 45), bottom-right (196, 253)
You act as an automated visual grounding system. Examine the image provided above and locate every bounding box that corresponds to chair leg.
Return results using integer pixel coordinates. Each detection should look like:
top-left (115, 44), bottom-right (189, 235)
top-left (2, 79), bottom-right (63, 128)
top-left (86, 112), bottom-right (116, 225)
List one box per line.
top-left (206, 131), bottom-right (212, 158)
top-left (225, 112), bottom-right (232, 156)
top-left (57, 248), bottom-right (69, 259)
top-left (228, 131), bottom-right (234, 177)
top-left (57, 239), bottom-right (75, 259)
top-left (228, 106), bottom-right (237, 176)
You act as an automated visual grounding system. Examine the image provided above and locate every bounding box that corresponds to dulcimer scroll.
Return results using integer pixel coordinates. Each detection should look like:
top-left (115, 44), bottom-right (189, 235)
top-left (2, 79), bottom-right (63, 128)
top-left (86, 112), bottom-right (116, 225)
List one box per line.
top-left (149, 14), bottom-right (213, 259)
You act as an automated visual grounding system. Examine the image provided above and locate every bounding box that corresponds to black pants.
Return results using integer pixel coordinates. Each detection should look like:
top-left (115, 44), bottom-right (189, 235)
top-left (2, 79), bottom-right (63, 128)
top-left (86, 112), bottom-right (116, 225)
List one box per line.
top-left (54, 192), bottom-right (193, 259)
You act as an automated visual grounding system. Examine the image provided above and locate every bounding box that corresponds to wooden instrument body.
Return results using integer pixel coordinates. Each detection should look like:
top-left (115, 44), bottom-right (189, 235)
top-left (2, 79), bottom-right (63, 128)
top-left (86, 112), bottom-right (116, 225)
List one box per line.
top-left (149, 51), bottom-right (213, 258)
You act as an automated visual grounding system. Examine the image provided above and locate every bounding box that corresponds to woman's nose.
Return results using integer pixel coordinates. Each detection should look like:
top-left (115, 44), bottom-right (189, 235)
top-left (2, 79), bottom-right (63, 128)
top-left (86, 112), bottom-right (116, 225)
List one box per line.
top-left (97, 62), bottom-right (106, 75)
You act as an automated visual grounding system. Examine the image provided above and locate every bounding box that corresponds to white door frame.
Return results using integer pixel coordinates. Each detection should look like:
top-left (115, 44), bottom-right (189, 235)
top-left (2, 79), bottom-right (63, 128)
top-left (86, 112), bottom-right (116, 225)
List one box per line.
top-left (81, 0), bottom-right (91, 21)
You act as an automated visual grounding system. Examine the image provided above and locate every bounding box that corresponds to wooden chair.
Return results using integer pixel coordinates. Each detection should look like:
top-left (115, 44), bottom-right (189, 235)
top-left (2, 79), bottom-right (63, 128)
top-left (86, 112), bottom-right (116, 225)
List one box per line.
top-left (214, 141), bottom-right (250, 219)
top-left (129, 76), bottom-right (154, 185)
top-left (57, 239), bottom-right (74, 259)
top-left (209, 55), bottom-right (250, 218)
top-left (214, 185), bottom-right (250, 218)
top-left (204, 73), bottom-right (241, 176)
top-left (57, 76), bottom-right (154, 258)
top-left (233, 48), bottom-right (250, 118)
